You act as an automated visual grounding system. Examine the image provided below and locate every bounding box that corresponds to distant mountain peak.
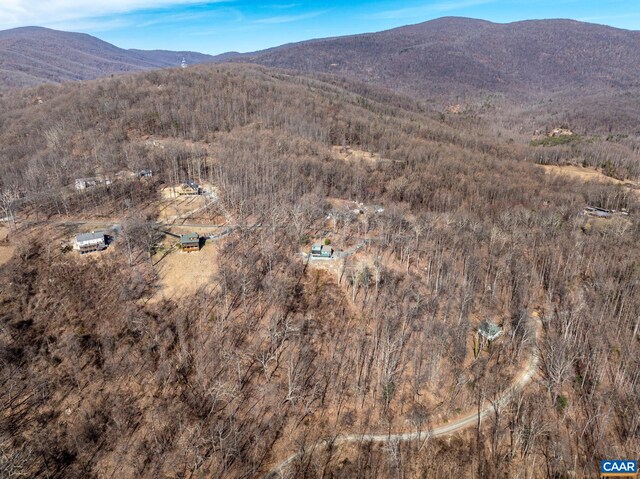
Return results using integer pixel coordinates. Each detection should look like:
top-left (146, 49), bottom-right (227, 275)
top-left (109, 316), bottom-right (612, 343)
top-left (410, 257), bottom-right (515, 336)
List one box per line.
top-left (225, 17), bottom-right (640, 99)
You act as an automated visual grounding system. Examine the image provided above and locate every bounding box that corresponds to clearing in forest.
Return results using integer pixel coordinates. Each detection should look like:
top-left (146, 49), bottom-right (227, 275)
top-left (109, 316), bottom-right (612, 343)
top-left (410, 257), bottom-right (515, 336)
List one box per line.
top-left (331, 145), bottom-right (399, 164)
top-left (540, 164), bottom-right (633, 186)
top-left (158, 184), bottom-right (223, 224)
top-left (150, 236), bottom-right (218, 302)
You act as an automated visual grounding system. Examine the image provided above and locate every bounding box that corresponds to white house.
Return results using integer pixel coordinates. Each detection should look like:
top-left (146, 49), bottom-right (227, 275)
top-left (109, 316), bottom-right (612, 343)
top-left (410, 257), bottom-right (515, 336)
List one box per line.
top-left (75, 232), bottom-right (106, 254)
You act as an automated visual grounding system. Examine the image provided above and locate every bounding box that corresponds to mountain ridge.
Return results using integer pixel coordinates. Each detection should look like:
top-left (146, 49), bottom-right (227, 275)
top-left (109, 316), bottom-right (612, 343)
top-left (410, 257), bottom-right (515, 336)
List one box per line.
top-left (0, 26), bottom-right (214, 89)
top-left (2, 18), bottom-right (640, 101)
top-left (227, 16), bottom-right (640, 100)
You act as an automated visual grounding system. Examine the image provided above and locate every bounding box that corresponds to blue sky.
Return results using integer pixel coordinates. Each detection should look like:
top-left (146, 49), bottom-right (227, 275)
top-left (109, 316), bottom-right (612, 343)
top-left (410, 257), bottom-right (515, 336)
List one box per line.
top-left (2, 0), bottom-right (640, 54)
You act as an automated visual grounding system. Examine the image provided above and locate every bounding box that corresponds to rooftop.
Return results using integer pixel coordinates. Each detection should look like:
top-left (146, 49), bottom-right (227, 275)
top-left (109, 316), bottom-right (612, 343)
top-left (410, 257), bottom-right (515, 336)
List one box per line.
top-left (76, 231), bottom-right (104, 243)
top-left (585, 206), bottom-right (611, 213)
top-left (180, 233), bottom-right (199, 244)
top-left (478, 321), bottom-right (503, 341)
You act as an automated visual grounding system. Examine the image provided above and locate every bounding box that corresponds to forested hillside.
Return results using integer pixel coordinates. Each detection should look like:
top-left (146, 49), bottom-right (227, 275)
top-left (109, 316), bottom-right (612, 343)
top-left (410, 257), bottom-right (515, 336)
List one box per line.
top-left (233, 17), bottom-right (640, 100)
top-left (230, 16), bottom-right (640, 136)
top-left (0, 26), bottom-right (213, 89)
top-left (0, 64), bottom-right (639, 478)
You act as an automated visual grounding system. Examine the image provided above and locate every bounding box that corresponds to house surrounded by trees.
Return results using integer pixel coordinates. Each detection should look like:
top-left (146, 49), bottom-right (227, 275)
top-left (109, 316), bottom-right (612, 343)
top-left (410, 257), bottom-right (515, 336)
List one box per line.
top-left (478, 320), bottom-right (503, 342)
top-left (75, 176), bottom-right (112, 191)
top-left (311, 243), bottom-right (333, 258)
top-left (75, 231), bottom-right (107, 254)
top-left (583, 206), bottom-right (612, 218)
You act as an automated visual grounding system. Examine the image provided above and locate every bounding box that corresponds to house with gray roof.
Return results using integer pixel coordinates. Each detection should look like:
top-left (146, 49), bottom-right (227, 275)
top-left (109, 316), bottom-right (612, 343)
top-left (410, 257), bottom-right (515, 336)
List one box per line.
top-left (583, 206), bottom-right (612, 218)
top-left (180, 233), bottom-right (200, 252)
top-left (311, 243), bottom-right (333, 258)
top-left (178, 180), bottom-right (201, 195)
top-left (75, 231), bottom-right (106, 254)
top-left (478, 320), bottom-right (503, 342)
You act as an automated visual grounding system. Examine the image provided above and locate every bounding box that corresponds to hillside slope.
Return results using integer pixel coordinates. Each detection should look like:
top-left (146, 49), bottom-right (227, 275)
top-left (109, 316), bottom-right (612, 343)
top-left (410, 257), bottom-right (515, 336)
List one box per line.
top-left (0, 26), bottom-right (214, 89)
top-left (0, 63), bottom-right (638, 479)
top-left (233, 17), bottom-right (640, 99)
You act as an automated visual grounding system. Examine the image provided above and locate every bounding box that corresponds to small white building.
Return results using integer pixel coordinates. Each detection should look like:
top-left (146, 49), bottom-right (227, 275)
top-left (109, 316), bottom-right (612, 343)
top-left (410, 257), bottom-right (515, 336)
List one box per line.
top-left (75, 232), bottom-right (106, 254)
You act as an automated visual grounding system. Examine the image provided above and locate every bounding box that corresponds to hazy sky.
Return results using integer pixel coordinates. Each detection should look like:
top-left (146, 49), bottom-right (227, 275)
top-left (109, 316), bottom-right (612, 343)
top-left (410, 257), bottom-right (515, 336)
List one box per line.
top-left (2, 0), bottom-right (639, 54)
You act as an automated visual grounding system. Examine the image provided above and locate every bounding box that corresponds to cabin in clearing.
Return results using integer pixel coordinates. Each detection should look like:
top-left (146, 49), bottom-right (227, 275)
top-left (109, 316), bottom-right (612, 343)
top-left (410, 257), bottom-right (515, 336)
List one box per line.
top-left (180, 233), bottom-right (200, 252)
top-left (178, 180), bottom-right (201, 195)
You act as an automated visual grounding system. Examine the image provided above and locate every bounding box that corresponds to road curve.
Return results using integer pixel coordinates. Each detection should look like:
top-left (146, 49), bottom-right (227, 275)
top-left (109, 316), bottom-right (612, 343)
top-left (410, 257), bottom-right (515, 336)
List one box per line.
top-left (263, 316), bottom-right (542, 479)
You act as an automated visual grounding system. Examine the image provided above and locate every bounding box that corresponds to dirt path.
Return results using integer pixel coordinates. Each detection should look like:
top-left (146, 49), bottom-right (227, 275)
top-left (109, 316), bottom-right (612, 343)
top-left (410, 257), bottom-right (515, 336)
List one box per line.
top-left (263, 316), bottom-right (542, 479)
top-left (20, 189), bottom-right (231, 233)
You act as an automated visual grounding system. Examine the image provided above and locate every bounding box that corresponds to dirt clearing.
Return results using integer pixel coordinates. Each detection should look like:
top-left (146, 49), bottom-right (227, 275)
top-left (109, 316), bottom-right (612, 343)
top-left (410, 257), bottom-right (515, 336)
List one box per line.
top-left (158, 185), bottom-right (225, 224)
top-left (0, 246), bottom-right (14, 268)
top-left (150, 240), bottom-right (219, 302)
top-left (0, 226), bottom-right (14, 267)
top-left (540, 164), bottom-right (632, 186)
top-left (157, 193), bottom-right (207, 222)
top-left (332, 146), bottom-right (402, 164)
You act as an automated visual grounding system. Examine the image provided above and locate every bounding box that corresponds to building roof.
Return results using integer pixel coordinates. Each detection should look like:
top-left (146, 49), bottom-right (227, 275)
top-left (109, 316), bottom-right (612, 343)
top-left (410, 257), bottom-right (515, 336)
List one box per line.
top-left (478, 321), bottom-right (503, 340)
top-left (76, 231), bottom-right (104, 243)
top-left (584, 206), bottom-right (612, 217)
top-left (180, 233), bottom-right (199, 244)
top-left (311, 244), bottom-right (332, 256)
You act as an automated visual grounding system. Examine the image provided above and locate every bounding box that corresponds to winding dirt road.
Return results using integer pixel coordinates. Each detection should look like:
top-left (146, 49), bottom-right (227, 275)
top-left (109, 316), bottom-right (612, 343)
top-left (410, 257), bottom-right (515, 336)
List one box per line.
top-left (263, 316), bottom-right (542, 479)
